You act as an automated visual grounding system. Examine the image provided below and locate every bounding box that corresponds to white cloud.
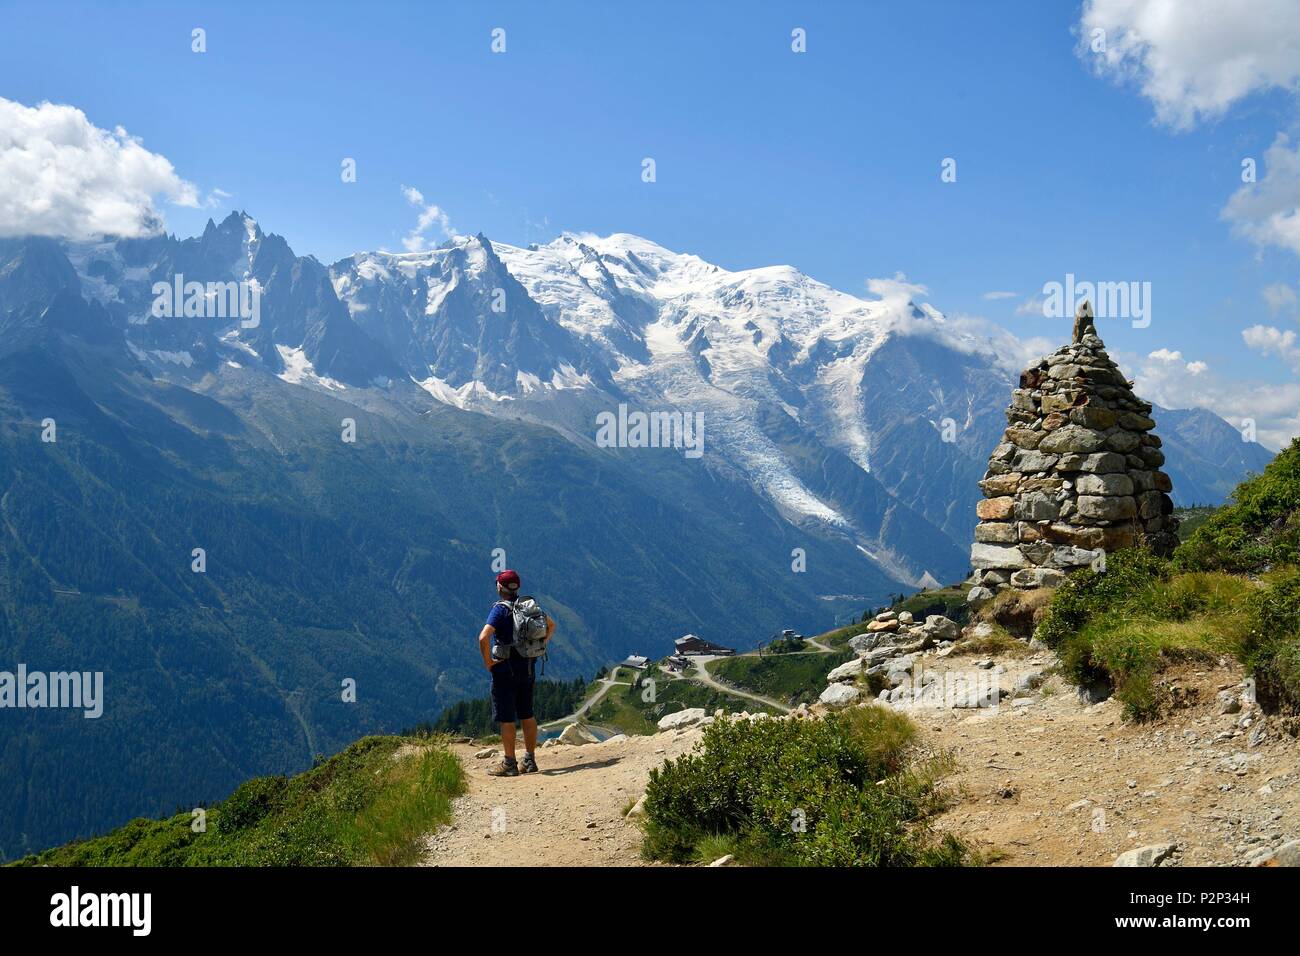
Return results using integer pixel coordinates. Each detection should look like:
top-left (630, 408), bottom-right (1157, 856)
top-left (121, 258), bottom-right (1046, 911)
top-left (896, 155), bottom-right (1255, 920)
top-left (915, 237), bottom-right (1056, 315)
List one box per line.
top-left (982, 290), bottom-right (1018, 300)
top-left (1223, 133), bottom-right (1300, 257)
top-left (1143, 347), bottom-right (1208, 378)
top-left (1243, 322), bottom-right (1300, 368)
top-left (1015, 295), bottom-right (1048, 317)
top-left (865, 276), bottom-right (1057, 375)
top-left (1128, 347), bottom-right (1294, 449)
top-left (1262, 280), bottom-right (1298, 314)
top-left (865, 272), bottom-right (929, 303)
top-left (205, 187), bottom-right (232, 209)
top-left (400, 185), bottom-right (455, 252)
top-left (0, 96), bottom-right (198, 239)
top-left (1078, 0), bottom-right (1300, 130)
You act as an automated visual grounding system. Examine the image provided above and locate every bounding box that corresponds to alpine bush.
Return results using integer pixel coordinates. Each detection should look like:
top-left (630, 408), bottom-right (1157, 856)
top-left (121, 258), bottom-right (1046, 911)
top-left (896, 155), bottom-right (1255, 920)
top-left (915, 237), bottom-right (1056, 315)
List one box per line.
top-left (1245, 568), bottom-right (1300, 712)
top-left (1034, 549), bottom-right (1168, 649)
top-left (1176, 437), bottom-right (1300, 573)
top-left (640, 707), bottom-right (969, 867)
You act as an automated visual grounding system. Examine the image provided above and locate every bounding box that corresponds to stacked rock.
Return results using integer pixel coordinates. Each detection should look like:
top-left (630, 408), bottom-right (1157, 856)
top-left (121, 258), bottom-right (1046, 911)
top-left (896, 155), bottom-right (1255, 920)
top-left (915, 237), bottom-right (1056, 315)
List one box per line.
top-left (818, 610), bottom-right (963, 710)
top-left (970, 302), bottom-right (1177, 595)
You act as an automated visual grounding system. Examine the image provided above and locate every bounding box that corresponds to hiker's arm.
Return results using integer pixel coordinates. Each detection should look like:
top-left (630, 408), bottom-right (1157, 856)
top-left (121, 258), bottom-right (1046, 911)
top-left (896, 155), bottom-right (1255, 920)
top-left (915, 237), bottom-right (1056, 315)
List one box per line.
top-left (544, 614), bottom-right (555, 642)
top-left (479, 624), bottom-right (497, 670)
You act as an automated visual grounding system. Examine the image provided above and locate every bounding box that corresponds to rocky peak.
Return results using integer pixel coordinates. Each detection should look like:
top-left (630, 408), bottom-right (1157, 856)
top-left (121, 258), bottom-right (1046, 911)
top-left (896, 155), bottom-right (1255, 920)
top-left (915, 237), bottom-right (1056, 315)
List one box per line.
top-left (969, 300), bottom-right (1178, 597)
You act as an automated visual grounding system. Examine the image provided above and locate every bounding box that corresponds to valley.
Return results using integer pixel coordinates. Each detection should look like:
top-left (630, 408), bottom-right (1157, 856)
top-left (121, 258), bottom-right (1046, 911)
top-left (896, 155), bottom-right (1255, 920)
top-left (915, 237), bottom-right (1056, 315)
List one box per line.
top-left (0, 216), bottom-right (1278, 860)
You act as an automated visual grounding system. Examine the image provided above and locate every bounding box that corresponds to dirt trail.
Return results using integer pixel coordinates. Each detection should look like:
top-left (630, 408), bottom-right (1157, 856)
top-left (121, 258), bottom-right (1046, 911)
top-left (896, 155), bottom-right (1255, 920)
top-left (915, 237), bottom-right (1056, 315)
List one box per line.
top-left (920, 657), bottom-right (1300, 866)
top-left (420, 729), bottom-right (703, 867)
top-left (421, 650), bottom-right (1300, 867)
top-left (690, 657), bottom-right (791, 713)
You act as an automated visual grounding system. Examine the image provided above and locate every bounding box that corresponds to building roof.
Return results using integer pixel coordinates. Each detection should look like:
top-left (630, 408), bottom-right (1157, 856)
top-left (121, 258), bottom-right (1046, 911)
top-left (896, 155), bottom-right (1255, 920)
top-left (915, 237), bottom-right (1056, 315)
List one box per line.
top-left (674, 634), bottom-right (734, 652)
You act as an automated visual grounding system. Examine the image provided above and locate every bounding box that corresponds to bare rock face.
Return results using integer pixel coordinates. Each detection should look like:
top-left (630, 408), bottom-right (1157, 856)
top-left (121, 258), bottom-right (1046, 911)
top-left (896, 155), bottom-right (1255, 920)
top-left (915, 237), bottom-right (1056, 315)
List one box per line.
top-left (971, 302), bottom-right (1177, 591)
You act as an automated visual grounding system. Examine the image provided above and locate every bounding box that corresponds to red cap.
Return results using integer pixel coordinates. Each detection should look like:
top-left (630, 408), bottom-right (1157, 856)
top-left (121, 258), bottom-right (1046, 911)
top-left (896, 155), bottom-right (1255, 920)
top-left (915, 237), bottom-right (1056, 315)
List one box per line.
top-left (496, 569), bottom-right (520, 592)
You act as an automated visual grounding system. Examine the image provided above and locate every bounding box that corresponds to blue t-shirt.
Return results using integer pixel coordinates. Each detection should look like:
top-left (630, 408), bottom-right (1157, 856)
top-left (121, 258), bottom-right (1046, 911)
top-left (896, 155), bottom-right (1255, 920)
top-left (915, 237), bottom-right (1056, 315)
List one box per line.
top-left (486, 602), bottom-right (515, 649)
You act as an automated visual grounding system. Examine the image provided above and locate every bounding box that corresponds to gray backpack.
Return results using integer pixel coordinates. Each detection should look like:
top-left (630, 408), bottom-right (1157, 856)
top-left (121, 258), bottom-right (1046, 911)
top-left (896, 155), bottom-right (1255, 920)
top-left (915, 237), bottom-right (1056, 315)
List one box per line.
top-left (495, 596), bottom-right (549, 659)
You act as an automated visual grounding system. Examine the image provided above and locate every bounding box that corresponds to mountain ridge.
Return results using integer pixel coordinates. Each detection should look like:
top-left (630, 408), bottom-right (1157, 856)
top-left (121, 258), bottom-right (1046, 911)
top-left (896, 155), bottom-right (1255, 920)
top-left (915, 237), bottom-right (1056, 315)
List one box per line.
top-left (0, 212), bottom-right (1275, 857)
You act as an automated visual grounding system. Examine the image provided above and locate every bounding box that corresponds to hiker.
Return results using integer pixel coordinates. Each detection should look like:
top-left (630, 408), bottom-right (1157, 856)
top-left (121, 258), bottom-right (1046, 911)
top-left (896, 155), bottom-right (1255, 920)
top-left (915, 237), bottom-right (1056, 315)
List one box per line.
top-left (479, 569), bottom-right (555, 776)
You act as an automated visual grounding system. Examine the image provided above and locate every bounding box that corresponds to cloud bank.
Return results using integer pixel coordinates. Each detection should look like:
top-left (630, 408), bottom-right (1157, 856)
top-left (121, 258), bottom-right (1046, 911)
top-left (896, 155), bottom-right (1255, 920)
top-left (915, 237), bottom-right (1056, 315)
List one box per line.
top-left (0, 97), bottom-right (198, 240)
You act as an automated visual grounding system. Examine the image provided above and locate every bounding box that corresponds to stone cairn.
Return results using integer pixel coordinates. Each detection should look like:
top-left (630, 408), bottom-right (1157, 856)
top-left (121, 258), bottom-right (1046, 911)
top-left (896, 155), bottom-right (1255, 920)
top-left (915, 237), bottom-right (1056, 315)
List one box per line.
top-left (969, 302), bottom-right (1177, 600)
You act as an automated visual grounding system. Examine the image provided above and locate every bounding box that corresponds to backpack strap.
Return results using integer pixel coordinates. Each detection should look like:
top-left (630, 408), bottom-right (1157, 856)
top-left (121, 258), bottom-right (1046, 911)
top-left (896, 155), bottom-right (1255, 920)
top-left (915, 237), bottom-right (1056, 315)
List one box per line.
top-left (491, 600), bottom-right (516, 647)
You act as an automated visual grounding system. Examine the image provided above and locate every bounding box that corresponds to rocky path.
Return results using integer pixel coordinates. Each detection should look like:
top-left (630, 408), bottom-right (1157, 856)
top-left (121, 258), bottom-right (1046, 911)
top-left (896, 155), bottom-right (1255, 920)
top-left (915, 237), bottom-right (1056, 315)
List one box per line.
top-left (422, 640), bottom-right (1299, 868)
top-left (920, 657), bottom-right (1300, 866)
top-left (420, 729), bottom-right (703, 867)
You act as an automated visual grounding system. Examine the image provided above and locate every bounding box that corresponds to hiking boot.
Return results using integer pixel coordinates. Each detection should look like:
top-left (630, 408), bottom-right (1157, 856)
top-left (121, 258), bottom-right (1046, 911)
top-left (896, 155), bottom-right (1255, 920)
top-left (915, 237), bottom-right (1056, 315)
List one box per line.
top-left (520, 754), bottom-right (539, 774)
top-left (486, 757), bottom-right (519, 777)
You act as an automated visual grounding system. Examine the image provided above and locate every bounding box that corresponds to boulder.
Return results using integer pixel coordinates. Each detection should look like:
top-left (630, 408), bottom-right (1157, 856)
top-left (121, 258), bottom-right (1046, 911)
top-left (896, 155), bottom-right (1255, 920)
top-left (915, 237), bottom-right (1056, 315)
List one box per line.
top-left (1010, 567), bottom-right (1064, 588)
top-left (826, 658), bottom-right (866, 683)
top-left (848, 632), bottom-right (880, 653)
top-left (818, 682), bottom-right (862, 709)
top-left (558, 723), bottom-right (601, 746)
top-left (922, 616), bottom-right (960, 641)
top-left (657, 708), bottom-right (707, 731)
top-left (971, 543), bottom-right (1030, 570)
top-left (1113, 843), bottom-right (1179, 867)
top-left (1257, 840), bottom-right (1300, 867)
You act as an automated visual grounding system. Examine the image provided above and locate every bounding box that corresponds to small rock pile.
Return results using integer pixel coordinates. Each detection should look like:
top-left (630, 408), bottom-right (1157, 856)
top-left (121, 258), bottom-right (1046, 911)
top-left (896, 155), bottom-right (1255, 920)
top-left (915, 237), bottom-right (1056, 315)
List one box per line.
top-left (969, 302), bottom-right (1178, 600)
top-left (818, 610), bottom-right (962, 708)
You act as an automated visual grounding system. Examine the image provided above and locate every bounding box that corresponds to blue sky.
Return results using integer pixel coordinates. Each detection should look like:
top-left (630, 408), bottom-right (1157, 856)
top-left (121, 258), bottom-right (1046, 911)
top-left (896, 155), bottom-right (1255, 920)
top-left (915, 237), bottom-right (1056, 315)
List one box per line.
top-left (3, 0), bottom-right (1300, 445)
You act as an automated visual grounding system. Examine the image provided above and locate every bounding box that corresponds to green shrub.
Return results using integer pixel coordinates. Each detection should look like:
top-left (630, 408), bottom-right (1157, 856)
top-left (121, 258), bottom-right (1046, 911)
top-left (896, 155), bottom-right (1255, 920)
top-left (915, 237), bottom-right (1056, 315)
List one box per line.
top-left (1245, 568), bottom-right (1300, 711)
top-left (641, 707), bottom-right (968, 867)
top-left (216, 775), bottom-right (289, 833)
top-left (15, 736), bottom-right (465, 867)
top-left (1034, 549), bottom-right (1168, 648)
top-left (1034, 551), bottom-right (1266, 719)
top-left (1176, 438), bottom-right (1300, 573)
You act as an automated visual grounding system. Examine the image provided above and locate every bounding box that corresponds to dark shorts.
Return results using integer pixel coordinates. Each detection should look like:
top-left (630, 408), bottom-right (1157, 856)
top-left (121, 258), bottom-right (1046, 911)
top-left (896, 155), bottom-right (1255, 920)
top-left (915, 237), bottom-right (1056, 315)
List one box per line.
top-left (489, 653), bottom-right (535, 725)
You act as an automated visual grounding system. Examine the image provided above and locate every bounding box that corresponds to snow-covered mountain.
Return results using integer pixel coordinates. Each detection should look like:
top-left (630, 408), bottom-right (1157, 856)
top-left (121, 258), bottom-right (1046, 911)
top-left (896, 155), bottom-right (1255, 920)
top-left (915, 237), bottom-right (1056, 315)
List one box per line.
top-left (1, 213), bottom-right (1272, 859)
top-left (39, 213), bottom-right (1273, 589)
top-left (325, 232), bottom-right (1018, 585)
